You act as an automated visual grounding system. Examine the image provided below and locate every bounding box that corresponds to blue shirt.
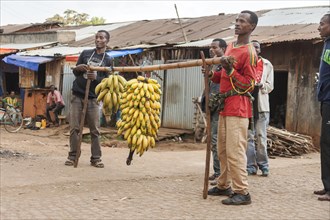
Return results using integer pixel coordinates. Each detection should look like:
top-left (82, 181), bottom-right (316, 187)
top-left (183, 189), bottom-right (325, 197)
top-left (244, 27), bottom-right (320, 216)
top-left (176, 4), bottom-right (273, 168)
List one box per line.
top-left (318, 37), bottom-right (330, 104)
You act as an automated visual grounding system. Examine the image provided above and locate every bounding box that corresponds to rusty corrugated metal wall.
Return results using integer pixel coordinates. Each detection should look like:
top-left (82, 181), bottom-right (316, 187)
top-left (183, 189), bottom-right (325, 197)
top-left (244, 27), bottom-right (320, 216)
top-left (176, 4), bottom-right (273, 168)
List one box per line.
top-left (62, 63), bottom-right (75, 117)
top-left (161, 64), bottom-right (203, 129)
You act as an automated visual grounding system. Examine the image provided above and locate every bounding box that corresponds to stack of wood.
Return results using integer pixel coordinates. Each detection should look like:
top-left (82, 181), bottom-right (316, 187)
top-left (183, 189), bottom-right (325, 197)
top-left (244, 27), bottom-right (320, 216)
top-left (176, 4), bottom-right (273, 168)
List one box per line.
top-left (267, 126), bottom-right (317, 158)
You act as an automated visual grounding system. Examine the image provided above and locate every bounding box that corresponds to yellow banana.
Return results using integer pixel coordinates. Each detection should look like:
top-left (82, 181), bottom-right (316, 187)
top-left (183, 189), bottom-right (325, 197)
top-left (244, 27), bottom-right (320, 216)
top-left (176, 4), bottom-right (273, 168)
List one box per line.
top-left (147, 78), bottom-right (158, 84)
top-left (142, 135), bottom-right (148, 150)
top-left (140, 89), bottom-right (145, 97)
top-left (124, 128), bottom-right (131, 139)
top-left (97, 89), bottom-right (109, 102)
top-left (107, 75), bottom-right (113, 92)
top-left (133, 109), bottom-right (140, 119)
top-left (115, 76), bottom-right (120, 94)
top-left (122, 107), bottom-right (130, 115)
top-left (119, 82), bottom-right (125, 93)
top-left (137, 134), bottom-right (144, 146)
top-left (112, 92), bottom-right (117, 108)
top-left (127, 134), bottom-right (132, 144)
top-left (131, 82), bottom-right (139, 90)
top-left (129, 107), bottom-right (136, 116)
top-left (150, 137), bottom-right (156, 148)
top-left (137, 76), bottom-right (145, 81)
top-left (116, 119), bottom-right (122, 128)
top-left (126, 79), bottom-right (138, 87)
top-left (148, 84), bottom-right (154, 93)
top-left (132, 134), bottom-right (138, 145)
top-left (95, 83), bottom-right (103, 95)
top-left (136, 118), bottom-right (141, 128)
top-left (126, 93), bottom-right (133, 101)
top-left (117, 75), bottom-right (127, 86)
top-left (145, 101), bottom-right (150, 109)
top-left (134, 87), bottom-right (140, 95)
top-left (130, 125), bottom-right (137, 136)
top-left (143, 83), bottom-right (148, 92)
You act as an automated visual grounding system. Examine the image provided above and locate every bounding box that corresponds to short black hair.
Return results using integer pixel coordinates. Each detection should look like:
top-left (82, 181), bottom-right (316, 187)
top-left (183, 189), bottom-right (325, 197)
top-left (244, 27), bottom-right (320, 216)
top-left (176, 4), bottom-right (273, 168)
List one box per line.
top-left (212, 38), bottom-right (227, 48)
top-left (97, 30), bottom-right (110, 41)
top-left (241, 10), bottom-right (258, 26)
top-left (323, 13), bottom-right (330, 23)
top-left (251, 40), bottom-right (260, 44)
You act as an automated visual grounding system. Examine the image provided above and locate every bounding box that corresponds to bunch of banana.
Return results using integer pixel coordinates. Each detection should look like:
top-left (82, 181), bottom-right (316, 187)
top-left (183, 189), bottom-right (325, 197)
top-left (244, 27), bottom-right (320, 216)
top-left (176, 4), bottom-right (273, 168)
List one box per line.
top-left (116, 75), bottom-right (162, 161)
top-left (95, 72), bottom-right (127, 117)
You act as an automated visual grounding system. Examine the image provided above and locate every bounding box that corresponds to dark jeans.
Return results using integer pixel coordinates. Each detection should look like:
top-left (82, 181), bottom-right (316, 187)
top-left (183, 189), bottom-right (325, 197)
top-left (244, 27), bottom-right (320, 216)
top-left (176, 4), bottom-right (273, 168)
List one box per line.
top-left (68, 94), bottom-right (101, 163)
top-left (211, 111), bottom-right (220, 176)
top-left (320, 102), bottom-right (330, 193)
top-left (46, 103), bottom-right (64, 124)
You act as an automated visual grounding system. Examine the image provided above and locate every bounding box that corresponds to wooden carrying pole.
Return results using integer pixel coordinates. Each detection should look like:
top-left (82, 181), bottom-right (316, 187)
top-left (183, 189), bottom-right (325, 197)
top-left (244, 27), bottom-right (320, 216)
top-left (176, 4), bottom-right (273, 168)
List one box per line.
top-left (74, 79), bottom-right (91, 168)
top-left (85, 57), bottom-right (222, 73)
top-left (200, 51), bottom-right (212, 199)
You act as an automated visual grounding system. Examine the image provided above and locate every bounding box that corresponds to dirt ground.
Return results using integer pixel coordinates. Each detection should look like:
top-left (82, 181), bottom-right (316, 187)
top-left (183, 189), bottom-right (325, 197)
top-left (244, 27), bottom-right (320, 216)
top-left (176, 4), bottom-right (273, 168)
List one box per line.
top-left (0, 125), bottom-right (329, 220)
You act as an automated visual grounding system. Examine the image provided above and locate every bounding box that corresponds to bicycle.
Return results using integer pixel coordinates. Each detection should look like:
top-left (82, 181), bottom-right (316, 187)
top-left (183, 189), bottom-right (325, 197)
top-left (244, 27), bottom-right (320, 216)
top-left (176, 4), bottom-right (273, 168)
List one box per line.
top-left (0, 104), bottom-right (24, 132)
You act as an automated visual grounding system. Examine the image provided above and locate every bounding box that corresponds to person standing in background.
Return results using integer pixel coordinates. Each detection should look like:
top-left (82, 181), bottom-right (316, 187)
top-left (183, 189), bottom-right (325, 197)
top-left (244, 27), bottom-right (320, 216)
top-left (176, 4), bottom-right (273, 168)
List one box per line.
top-left (246, 40), bottom-right (274, 177)
top-left (314, 13), bottom-right (330, 202)
top-left (206, 38), bottom-right (227, 186)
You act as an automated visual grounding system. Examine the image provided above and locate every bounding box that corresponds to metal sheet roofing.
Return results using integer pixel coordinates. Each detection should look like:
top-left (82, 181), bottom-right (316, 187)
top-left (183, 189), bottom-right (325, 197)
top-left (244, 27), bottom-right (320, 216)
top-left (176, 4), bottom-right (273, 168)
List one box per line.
top-left (67, 6), bottom-right (328, 48)
top-left (18, 46), bottom-right (92, 57)
top-left (73, 21), bottom-right (136, 41)
top-left (0, 42), bottom-right (58, 50)
top-left (257, 7), bottom-right (330, 26)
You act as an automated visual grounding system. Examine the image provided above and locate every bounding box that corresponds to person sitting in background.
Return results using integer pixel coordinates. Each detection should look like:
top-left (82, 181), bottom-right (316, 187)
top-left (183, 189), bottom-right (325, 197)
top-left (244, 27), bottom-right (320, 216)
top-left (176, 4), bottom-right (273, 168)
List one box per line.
top-left (2, 91), bottom-right (19, 109)
top-left (46, 85), bottom-right (65, 127)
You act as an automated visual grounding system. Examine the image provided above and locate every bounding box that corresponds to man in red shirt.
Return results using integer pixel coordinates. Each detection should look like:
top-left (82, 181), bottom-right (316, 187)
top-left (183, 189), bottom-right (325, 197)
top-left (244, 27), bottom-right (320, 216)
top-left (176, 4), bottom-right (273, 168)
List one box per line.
top-left (207, 10), bottom-right (258, 205)
top-left (46, 85), bottom-right (65, 127)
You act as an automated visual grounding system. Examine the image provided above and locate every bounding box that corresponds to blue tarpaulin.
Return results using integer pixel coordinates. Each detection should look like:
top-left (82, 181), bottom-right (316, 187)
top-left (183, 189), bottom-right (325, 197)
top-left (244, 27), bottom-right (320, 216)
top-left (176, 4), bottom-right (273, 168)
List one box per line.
top-left (2, 48), bottom-right (143, 71)
top-left (2, 55), bottom-right (54, 71)
top-left (107, 48), bottom-right (143, 58)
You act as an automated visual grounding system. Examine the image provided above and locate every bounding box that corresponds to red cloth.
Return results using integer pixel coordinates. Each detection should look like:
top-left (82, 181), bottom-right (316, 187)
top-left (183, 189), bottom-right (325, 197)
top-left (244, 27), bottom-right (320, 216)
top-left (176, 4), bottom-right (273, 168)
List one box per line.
top-left (211, 42), bottom-right (257, 118)
top-left (255, 58), bottom-right (263, 83)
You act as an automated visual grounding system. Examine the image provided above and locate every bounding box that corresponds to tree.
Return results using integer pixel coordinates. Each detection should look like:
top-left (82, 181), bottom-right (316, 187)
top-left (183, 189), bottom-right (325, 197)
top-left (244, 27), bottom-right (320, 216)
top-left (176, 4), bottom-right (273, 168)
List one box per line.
top-left (45, 9), bottom-right (106, 25)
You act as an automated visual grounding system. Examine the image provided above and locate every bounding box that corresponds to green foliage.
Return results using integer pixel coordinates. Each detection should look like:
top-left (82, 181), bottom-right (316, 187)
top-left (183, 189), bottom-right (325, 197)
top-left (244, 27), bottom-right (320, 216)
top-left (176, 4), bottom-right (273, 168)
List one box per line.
top-left (45, 9), bottom-right (106, 25)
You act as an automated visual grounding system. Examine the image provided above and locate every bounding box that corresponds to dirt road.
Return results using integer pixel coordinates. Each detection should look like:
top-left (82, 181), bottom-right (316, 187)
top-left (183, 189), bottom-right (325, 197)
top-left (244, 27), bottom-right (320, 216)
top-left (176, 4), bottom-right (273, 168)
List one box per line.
top-left (0, 126), bottom-right (329, 219)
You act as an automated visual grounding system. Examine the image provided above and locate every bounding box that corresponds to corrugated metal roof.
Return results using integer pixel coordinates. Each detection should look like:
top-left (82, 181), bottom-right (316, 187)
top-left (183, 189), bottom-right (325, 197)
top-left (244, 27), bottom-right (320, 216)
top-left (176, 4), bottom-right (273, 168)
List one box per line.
top-left (0, 24), bottom-right (32, 34)
top-left (18, 46), bottom-right (92, 57)
top-left (258, 7), bottom-right (329, 26)
top-left (0, 42), bottom-right (58, 50)
top-left (73, 21), bottom-right (135, 41)
top-left (67, 6), bottom-right (327, 48)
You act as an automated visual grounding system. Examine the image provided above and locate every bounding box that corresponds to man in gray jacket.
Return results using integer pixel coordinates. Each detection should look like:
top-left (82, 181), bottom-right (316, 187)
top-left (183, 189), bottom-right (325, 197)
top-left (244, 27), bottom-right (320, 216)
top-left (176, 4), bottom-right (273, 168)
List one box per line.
top-left (246, 40), bottom-right (274, 177)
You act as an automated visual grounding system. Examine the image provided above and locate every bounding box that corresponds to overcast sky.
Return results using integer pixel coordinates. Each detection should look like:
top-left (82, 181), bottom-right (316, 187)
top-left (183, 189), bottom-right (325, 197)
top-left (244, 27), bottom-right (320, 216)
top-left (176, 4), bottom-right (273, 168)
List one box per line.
top-left (1, 0), bottom-right (329, 26)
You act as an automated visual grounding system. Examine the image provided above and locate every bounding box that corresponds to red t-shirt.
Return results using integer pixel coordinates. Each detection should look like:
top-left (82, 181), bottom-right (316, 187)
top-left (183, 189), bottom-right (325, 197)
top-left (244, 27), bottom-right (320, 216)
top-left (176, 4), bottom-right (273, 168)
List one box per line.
top-left (255, 58), bottom-right (263, 83)
top-left (211, 42), bottom-right (257, 118)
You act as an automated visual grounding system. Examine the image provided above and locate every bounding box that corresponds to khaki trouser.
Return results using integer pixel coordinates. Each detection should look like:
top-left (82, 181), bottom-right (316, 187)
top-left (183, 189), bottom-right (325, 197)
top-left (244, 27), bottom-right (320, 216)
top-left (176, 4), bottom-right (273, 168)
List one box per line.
top-left (217, 115), bottom-right (249, 195)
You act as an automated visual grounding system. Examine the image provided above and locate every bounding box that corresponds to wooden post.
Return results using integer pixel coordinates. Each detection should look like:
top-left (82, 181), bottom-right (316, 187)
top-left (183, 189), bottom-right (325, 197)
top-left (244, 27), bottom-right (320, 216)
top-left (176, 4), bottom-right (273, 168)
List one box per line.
top-left (200, 51), bottom-right (211, 199)
top-left (84, 57), bottom-right (222, 73)
top-left (74, 79), bottom-right (91, 168)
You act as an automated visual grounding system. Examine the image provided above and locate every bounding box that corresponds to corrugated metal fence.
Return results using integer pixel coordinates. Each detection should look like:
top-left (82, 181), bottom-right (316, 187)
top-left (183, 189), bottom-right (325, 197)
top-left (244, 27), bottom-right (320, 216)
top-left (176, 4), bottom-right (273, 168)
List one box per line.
top-left (161, 65), bottom-right (204, 129)
top-left (62, 64), bottom-right (75, 118)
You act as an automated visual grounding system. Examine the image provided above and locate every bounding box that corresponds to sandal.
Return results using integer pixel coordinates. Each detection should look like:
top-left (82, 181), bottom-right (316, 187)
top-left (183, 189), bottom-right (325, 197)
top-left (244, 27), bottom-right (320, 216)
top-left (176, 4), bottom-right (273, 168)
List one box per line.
top-left (91, 161), bottom-right (104, 168)
top-left (65, 160), bottom-right (74, 166)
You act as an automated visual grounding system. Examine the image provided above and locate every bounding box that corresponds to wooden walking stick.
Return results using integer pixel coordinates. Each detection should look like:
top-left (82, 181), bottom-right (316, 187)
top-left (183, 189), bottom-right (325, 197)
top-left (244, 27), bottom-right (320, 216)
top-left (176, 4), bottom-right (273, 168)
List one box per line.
top-left (74, 78), bottom-right (91, 168)
top-left (200, 51), bottom-right (212, 199)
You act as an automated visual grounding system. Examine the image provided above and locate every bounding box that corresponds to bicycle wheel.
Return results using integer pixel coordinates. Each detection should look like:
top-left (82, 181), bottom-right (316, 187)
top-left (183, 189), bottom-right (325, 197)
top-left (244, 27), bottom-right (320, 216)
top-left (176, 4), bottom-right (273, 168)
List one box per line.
top-left (4, 111), bottom-right (23, 133)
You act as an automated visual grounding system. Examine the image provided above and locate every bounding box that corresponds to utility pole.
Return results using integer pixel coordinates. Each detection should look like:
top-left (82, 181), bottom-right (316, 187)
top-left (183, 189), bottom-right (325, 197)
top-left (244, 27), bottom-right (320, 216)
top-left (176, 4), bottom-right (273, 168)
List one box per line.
top-left (174, 4), bottom-right (188, 43)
